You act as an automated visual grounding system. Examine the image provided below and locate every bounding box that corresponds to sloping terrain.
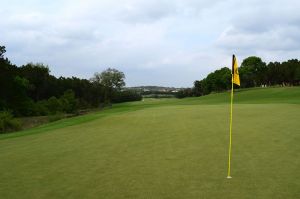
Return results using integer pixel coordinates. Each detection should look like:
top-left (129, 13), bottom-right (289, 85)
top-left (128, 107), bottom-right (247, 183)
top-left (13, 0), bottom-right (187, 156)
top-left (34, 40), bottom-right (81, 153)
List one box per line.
top-left (0, 87), bottom-right (299, 199)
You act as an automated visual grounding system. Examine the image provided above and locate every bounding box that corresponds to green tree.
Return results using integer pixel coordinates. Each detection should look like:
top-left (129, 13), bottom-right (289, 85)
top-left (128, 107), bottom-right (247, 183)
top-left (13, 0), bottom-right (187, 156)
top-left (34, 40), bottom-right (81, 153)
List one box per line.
top-left (11, 76), bottom-right (35, 116)
top-left (91, 68), bottom-right (125, 104)
top-left (0, 46), bottom-right (6, 59)
top-left (194, 67), bottom-right (231, 95)
top-left (193, 80), bottom-right (203, 96)
top-left (47, 96), bottom-right (62, 114)
top-left (59, 89), bottom-right (78, 113)
top-left (19, 63), bottom-right (51, 101)
top-left (240, 56), bottom-right (267, 87)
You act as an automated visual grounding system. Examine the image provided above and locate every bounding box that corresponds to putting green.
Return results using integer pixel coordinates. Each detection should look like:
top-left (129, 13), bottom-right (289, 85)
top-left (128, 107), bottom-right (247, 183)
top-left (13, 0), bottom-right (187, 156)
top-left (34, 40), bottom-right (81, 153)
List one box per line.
top-left (0, 87), bottom-right (299, 198)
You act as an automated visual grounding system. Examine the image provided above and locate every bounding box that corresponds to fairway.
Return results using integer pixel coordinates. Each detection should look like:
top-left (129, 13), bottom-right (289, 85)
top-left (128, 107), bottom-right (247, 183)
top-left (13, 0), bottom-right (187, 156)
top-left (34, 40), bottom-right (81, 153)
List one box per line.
top-left (0, 87), bottom-right (300, 198)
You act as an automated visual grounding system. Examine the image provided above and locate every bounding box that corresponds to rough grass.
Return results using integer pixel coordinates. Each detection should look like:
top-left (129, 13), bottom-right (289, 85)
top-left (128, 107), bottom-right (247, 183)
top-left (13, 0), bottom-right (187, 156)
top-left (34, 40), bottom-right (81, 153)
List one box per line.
top-left (0, 86), bottom-right (299, 198)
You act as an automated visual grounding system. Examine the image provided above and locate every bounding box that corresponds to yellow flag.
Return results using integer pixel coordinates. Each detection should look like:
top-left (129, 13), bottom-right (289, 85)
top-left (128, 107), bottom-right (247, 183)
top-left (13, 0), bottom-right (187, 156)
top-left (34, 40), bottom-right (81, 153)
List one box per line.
top-left (232, 55), bottom-right (240, 86)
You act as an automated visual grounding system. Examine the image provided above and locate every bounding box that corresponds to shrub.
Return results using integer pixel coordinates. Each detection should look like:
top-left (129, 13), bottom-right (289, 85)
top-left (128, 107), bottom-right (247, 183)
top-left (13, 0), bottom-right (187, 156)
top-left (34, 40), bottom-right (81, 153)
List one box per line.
top-left (34, 100), bottom-right (49, 116)
top-left (175, 88), bottom-right (194, 99)
top-left (112, 90), bottom-right (142, 103)
top-left (0, 111), bottom-right (22, 133)
top-left (48, 112), bottom-right (65, 122)
top-left (47, 96), bottom-right (62, 114)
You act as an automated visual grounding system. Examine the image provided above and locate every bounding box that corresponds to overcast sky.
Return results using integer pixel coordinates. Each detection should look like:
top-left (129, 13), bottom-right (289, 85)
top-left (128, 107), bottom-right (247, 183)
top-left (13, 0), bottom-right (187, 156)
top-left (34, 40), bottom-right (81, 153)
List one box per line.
top-left (1, 0), bottom-right (300, 87)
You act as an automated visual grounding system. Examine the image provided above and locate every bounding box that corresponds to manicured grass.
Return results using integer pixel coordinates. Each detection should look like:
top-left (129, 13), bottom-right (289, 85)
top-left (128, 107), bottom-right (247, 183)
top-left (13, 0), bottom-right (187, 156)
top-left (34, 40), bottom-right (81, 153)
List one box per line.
top-left (0, 87), bottom-right (299, 198)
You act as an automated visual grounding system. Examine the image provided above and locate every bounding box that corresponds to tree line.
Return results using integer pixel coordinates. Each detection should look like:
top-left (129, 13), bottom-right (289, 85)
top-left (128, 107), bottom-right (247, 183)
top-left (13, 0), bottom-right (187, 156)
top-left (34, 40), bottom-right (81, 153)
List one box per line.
top-left (0, 45), bottom-right (142, 118)
top-left (176, 56), bottom-right (300, 98)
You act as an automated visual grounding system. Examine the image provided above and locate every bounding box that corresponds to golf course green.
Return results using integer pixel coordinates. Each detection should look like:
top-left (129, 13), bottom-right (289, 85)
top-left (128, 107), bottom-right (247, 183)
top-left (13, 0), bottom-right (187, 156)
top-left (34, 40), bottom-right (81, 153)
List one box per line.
top-left (0, 87), bottom-right (299, 199)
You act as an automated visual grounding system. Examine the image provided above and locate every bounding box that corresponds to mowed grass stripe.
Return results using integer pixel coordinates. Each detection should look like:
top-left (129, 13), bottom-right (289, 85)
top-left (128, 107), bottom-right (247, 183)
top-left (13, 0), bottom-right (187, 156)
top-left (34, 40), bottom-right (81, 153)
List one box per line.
top-left (0, 103), bottom-right (299, 198)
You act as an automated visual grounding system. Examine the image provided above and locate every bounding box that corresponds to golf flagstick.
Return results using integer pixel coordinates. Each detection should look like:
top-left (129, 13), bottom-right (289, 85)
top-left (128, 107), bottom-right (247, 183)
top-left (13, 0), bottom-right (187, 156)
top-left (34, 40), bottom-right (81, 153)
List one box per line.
top-left (227, 55), bottom-right (240, 179)
top-left (227, 74), bottom-right (234, 179)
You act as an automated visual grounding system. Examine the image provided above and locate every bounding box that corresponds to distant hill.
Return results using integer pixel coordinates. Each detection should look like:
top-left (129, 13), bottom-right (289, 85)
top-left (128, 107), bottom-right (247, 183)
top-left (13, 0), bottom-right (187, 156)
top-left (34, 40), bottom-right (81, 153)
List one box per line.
top-left (126, 86), bottom-right (183, 93)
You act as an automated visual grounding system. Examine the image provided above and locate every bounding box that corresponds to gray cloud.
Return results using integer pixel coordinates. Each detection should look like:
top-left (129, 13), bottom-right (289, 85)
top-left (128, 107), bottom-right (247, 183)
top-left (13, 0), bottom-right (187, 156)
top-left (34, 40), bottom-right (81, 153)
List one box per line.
top-left (216, 0), bottom-right (300, 58)
top-left (1, 0), bottom-right (299, 87)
